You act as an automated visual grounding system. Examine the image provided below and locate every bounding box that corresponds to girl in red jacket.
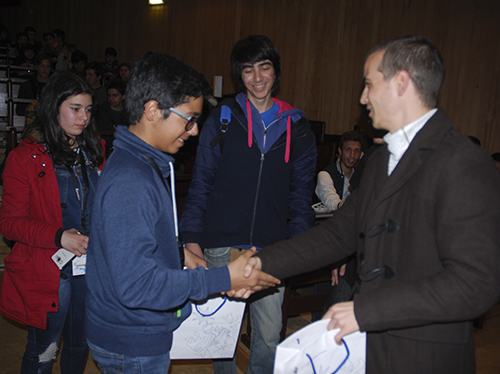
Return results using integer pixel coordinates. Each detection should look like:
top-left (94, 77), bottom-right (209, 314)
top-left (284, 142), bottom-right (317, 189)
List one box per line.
top-left (0, 71), bottom-right (104, 374)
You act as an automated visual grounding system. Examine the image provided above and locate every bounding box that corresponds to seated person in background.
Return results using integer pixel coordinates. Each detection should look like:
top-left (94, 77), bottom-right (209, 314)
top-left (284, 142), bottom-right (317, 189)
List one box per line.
top-left (41, 31), bottom-right (57, 60)
top-left (52, 28), bottom-right (66, 54)
top-left (492, 153), bottom-right (500, 175)
top-left (70, 49), bottom-right (87, 79)
top-left (0, 24), bottom-right (11, 49)
top-left (12, 43), bottom-right (36, 69)
top-left (56, 42), bottom-right (76, 71)
top-left (312, 130), bottom-right (364, 321)
top-left (16, 53), bottom-right (52, 116)
top-left (316, 130), bottom-right (363, 211)
top-left (12, 32), bottom-right (28, 57)
top-left (85, 62), bottom-right (107, 106)
top-left (25, 26), bottom-right (43, 52)
top-left (101, 47), bottom-right (119, 81)
top-left (118, 62), bottom-right (131, 82)
top-left (95, 78), bottom-right (129, 155)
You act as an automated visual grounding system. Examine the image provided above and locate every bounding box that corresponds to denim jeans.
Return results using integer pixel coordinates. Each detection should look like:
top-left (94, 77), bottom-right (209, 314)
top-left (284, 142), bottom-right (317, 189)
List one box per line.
top-left (88, 340), bottom-right (171, 374)
top-left (204, 247), bottom-right (285, 374)
top-left (21, 267), bottom-right (88, 374)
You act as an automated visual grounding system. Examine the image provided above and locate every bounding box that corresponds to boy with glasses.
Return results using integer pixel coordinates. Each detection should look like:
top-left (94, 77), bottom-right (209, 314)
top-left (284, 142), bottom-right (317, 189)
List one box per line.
top-left (85, 53), bottom-right (279, 374)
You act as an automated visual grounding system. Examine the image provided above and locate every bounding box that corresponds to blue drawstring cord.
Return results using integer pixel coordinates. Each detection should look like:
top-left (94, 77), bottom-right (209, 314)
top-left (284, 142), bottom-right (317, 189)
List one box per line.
top-left (195, 297), bottom-right (227, 317)
top-left (305, 337), bottom-right (349, 374)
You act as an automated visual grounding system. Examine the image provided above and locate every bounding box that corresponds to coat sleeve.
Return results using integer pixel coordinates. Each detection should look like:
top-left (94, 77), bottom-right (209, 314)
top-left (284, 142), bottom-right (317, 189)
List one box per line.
top-left (258, 190), bottom-right (358, 280)
top-left (287, 131), bottom-right (317, 237)
top-left (0, 149), bottom-right (61, 249)
top-left (179, 111), bottom-right (221, 244)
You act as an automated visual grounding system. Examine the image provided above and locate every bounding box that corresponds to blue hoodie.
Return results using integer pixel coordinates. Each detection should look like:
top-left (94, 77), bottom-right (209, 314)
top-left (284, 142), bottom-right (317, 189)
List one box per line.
top-left (86, 126), bottom-right (230, 357)
top-left (180, 93), bottom-right (317, 249)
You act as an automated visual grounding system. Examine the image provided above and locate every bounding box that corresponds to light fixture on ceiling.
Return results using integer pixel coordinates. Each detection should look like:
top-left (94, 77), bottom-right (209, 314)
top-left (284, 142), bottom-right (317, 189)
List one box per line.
top-left (149, 0), bottom-right (164, 4)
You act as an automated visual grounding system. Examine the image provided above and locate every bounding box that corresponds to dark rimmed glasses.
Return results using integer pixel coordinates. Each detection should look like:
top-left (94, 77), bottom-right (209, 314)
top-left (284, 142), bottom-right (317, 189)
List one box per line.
top-left (168, 107), bottom-right (197, 131)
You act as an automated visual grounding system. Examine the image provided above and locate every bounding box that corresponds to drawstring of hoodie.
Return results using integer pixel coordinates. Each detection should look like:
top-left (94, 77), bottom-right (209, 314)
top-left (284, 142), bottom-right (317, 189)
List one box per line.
top-left (245, 98), bottom-right (291, 163)
top-left (169, 161), bottom-right (179, 240)
top-left (246, 99), bottom-right (253, 148)
top-left (284, 116), bottom-right (291, 163)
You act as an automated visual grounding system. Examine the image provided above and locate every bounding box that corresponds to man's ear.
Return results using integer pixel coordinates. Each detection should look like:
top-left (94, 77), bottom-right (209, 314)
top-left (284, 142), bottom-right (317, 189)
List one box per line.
top-left (143, 100), bottom-right (160, 122)
top-left (395, 70), bottom-right (411, 96)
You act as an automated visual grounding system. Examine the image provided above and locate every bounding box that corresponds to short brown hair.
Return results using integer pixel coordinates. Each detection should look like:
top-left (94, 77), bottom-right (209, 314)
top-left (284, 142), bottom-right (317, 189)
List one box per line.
top-left (368, 35), bottom-right (445, 108)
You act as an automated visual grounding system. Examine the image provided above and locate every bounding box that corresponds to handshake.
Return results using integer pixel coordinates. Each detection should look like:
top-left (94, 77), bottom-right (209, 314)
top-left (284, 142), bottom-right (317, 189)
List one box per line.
top-left (226, 247), bottom-right (278, 298)
top-left (184, 245), bottom-right (279, 298)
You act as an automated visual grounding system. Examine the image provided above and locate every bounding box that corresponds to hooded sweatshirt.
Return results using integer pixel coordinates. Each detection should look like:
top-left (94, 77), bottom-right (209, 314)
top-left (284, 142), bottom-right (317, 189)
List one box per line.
top-left (180, 93), bottom-right (317, 249)
top-left (85, 126), bottom-right (230, 357)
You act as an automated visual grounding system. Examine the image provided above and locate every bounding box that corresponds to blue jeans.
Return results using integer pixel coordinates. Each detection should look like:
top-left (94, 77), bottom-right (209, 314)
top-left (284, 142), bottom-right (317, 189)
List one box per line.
top-left (88, 340), bottom-right (171, 374)
top-left (204, 247), bottom-right (285, 374)
top-left (21, 267), bottom-right (88, 374)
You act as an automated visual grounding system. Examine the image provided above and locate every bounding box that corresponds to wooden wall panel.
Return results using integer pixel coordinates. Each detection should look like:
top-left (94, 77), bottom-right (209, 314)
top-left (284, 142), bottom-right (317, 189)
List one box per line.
top-left (2, 0), bottom-right (500, 153)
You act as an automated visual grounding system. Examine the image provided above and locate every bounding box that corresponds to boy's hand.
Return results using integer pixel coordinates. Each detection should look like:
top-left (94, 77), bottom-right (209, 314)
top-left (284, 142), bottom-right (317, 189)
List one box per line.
top-left (227, 248), bottom-right (280, 298)
top-left (183, 247), bottom-right (207, 269)
top-left (185, 242), bottom-right (204, 258)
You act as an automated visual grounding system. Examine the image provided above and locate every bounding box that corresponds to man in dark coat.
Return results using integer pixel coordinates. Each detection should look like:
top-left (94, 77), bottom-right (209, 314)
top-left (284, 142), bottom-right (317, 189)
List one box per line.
top-left (241, 35), bottom-right (500, 373)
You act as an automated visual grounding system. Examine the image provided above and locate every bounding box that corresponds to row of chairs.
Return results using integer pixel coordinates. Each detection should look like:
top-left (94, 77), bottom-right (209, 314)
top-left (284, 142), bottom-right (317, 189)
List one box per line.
top-left (0, 48), bottom-right (32, 152)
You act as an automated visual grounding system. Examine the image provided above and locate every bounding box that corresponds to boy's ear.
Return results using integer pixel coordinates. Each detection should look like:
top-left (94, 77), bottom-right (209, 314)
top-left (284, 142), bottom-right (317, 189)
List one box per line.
top-left (143, 100), bottom-right (160, 121)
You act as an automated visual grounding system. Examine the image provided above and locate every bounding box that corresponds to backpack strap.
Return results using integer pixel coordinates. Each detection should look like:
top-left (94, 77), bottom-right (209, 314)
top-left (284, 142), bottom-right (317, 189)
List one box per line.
top-left (210, 105), bottom-right (231, 151)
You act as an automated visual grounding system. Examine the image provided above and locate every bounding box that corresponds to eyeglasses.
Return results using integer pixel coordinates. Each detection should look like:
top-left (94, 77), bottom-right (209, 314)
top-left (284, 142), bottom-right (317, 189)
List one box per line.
top-left (168, 107), bottom-right (197, 131)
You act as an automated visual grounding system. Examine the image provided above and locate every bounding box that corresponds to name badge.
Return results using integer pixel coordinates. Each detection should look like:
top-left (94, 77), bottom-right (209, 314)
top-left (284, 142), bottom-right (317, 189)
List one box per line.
top-left (72, 254), bottom-right (87, 276)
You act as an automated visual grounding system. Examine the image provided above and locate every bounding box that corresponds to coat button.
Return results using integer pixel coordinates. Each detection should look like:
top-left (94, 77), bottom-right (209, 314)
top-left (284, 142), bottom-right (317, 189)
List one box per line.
top-left (52, 303), bottom-right (57, 308)
top-left (60, 273), bottom-right (68, 279)
top-left (359, 232), bottom-right (365, 240)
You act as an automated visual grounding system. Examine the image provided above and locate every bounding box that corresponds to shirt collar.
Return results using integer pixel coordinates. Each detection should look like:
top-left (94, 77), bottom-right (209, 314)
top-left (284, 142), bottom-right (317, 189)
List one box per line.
top-left (384, 108), bottom-right (437, 161)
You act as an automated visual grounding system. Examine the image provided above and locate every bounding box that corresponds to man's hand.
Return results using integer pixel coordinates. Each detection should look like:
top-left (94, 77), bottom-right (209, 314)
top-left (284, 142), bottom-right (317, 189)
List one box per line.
top-left (184, 247), bottom-right (207, 269)
top-left (225, 248), bottom-right (263, 298)
top-left (322, 301), bottom-right (360, 344)
top-left (185, 242), bottom-right (204, 258)
top-left (61, 228), bottom-right (88, 256)
top-left (227, 248), bottom-right (279, 298)
top-left (331, 263), bottom-right (347, 286)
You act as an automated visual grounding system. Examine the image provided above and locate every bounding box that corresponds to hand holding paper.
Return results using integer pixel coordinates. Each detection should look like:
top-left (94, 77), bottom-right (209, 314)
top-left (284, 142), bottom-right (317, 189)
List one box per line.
top-left (227, 248), bottom-right (280, 298)
top-left (322, 301), bottom-right (360, 344)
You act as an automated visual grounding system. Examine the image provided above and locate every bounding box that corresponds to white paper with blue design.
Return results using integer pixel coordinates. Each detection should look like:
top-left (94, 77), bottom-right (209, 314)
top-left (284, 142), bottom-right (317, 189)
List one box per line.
top-left (170, 296), bottom-right (246, 359)
top-left (274, 319), bottom-right (366, 374)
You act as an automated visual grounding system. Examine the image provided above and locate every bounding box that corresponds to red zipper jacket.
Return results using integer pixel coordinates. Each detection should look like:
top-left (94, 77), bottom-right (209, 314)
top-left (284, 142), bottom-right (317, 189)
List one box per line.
top-left (0, 136), bottom-right (105, 329)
